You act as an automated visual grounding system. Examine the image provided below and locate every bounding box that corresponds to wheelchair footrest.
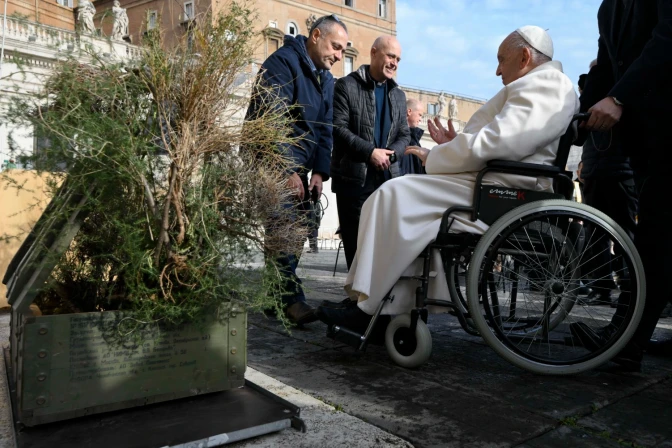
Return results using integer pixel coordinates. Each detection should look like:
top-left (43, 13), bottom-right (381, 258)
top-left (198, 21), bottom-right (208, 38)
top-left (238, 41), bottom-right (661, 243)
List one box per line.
top-left (327, 325), bottom-right (366, 350)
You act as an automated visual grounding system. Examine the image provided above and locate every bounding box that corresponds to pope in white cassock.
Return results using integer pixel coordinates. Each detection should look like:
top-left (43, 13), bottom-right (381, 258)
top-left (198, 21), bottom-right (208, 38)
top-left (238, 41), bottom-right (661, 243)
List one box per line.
top-left (316, 26), bottom-right (580, 330)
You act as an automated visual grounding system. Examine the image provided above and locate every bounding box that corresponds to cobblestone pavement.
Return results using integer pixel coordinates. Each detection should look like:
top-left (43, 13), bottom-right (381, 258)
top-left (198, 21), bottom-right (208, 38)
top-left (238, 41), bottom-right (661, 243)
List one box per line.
top-left (246, 248), bottom-right (672, 448)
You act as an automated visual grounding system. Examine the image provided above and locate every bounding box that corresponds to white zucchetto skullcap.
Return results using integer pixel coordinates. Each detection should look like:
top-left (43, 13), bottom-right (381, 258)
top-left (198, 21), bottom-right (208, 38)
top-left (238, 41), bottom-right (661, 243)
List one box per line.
top-left (516, 25), bottom-right (554, 59)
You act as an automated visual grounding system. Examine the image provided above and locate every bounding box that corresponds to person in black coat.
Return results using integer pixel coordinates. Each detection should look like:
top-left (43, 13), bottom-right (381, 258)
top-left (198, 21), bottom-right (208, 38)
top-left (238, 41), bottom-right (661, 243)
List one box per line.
top-left (245, 16), bottom-right (349, 325)
top-left (578, 68), bottom-right (638, 306)
top-left (399, 98), bottom-right (426, 175)
top-left (330, 36), bottom-right (411, 270)
top-left (570, 0), bottom-right (672, 369)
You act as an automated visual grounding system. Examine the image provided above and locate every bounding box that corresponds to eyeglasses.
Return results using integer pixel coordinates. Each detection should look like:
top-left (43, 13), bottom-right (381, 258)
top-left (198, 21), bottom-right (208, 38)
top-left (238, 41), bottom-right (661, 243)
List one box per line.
top-left (309, 14), bottom-right (345, 35)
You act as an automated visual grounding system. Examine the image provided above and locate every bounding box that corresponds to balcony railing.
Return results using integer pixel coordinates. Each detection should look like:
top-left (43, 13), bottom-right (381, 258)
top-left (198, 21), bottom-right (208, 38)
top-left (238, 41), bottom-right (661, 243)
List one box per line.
top-left (2, 16), bottom-right (143, 61)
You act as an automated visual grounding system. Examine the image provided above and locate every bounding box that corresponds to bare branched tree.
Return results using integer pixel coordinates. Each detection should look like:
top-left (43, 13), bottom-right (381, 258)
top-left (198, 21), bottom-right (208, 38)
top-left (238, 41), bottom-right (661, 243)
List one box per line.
top-left (2, 3), bottom-right (307, 326)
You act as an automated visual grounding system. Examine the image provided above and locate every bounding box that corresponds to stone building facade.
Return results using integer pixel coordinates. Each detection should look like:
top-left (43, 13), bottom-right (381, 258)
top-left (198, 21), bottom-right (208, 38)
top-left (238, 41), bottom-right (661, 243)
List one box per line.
top-left (1, 0), bottom-right (486, 240)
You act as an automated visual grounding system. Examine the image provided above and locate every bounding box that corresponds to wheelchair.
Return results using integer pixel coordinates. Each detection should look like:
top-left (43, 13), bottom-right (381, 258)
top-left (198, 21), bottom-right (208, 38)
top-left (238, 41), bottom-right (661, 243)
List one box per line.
top-left (328, 113), bottom-right (646, 375)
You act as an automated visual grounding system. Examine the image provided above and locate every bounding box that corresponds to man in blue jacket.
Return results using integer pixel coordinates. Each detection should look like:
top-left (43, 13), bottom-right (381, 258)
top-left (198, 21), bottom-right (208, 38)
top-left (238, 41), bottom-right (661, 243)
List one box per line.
top-left (245, 15), bottom-right (349, 325)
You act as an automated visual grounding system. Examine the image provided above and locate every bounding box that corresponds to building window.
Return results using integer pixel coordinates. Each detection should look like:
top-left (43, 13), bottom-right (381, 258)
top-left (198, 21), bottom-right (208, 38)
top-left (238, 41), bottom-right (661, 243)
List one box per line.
top-left (344, 56), bottom-right (353, 75)
top-left (378, 0), bottom-right (387, 18)
top-left (343, 46), bottom-right (358, 77)
top-left (427, 103), bottom-right (438, 115)
top-left (286, 21), bottom-right (299, 37)
top-left (148, 10), bottom-right (158, 29)
top-left (263, 27), bottom-right (285, 57)
top-left (183, 1), bottom-right (194, 20)
top-left (56, 0), bottom-right (73, 7)
top-left (344, 0), bottom-right (353, 7)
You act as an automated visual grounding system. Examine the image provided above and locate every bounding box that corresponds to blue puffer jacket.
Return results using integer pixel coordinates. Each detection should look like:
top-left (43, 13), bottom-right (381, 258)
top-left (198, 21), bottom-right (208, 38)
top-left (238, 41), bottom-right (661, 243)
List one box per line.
top-left (245, 35), bottom-right (333, 179)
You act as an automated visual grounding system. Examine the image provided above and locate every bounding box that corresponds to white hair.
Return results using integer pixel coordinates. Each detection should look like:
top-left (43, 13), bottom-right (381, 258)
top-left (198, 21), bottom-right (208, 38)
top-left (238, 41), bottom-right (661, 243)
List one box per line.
top-left (406, 98), bottom-right (423, 111)
top-left (509, 31), bottom-right (552, 65)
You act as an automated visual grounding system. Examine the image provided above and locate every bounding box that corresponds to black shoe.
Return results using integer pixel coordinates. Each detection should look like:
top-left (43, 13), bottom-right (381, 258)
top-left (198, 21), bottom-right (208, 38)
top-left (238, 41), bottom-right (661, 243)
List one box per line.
top-left (316, 304), bottom-right (390, 345)
top-left (285, 301), bottom-right (318, 325)
top-left (577, 285), bottom-right (592, 296)
top-left (316, 304), bottom-right (372, 332)
top-left (646, 339), bottom-right (672, 357)
top-left (320, 297), bottom-right (358, 309)
top-left (578, 290), bottom-right (612, 306)
top-left (569, 322), bottom-right (642, 371)
top-left (569, 322), bottom-right (619, 350)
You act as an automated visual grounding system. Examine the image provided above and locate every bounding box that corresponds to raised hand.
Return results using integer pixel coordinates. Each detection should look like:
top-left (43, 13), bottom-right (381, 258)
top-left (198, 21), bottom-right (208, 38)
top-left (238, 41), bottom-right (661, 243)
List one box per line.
top-left (427, 117), bottom-right (457, 144)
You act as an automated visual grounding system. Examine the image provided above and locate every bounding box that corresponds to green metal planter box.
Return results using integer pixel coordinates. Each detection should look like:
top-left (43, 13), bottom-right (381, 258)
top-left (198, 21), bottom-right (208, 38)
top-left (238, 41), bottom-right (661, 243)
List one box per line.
top-left (10, 307), bottom-right (246, 426)
top-left (2, 184), bottom-right (247, 426)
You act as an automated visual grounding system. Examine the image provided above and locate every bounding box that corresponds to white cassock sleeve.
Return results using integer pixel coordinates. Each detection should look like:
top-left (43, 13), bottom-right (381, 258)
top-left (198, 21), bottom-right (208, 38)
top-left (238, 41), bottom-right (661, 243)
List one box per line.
top-left (424, 70), bottom-right (575, 175)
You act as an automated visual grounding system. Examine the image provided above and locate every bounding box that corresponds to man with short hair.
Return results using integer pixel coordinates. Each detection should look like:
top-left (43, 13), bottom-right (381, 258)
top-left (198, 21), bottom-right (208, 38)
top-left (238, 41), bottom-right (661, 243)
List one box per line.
top-left (245, 15), bottom-right (348, 325)
top-left (316, 26), bottom-right (579, 329)
top-left (399, 98), bottom-right (426, 175)
top-left (330, 35), bottom-right (411, 271)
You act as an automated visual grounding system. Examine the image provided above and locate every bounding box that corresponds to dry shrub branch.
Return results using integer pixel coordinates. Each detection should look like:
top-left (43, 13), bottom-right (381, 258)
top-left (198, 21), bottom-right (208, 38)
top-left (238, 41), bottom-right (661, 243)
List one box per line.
top-left (2, 2), bottom-right (307, 326)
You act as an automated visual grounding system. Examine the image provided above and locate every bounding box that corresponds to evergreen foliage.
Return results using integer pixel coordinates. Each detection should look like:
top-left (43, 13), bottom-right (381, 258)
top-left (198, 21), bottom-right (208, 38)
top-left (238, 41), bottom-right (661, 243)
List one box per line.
top-left (2, 3), bottom-right (307, 327)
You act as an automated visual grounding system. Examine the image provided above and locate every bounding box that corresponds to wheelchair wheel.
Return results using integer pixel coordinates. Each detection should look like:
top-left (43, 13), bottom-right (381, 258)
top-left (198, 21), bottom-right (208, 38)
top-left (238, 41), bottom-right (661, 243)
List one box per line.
top-left (385, 314), bottom-right (432, 368)
top-left (466, 200), bottom-right (645, 375)
top-left (446, 251), bottom-right (479, 335)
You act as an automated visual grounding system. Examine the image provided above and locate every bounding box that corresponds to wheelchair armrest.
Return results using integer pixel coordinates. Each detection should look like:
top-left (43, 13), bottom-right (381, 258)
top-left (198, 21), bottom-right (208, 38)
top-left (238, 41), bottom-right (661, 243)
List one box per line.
top-left (486, 160), bottom-right (561, 175)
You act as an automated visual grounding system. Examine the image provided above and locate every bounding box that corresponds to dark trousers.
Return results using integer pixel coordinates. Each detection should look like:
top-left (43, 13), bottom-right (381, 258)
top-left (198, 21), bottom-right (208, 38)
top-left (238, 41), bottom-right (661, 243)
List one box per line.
top-left (267, 176), bottom-right (312, 307)
top-left (627, 174), bottom-right (672, 349)
top-left (336, 192), bottom-right (372, 270)
top-left (582, 177), bottom-right (638, 295)
top-left (336, 170), bottom-right (389, 269)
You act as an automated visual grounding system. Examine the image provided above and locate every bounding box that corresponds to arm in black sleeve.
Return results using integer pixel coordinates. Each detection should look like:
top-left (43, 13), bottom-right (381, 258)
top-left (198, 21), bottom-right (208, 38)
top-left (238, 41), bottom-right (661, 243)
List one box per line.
top-left (580, 36), bottom-right (614, 112)
top-left (251, 55), bottom-right (309, 173)
top-left (332, 78), bottom-right (376, 163)
top-left (386, 92), bottom-right (411, 159)
top-left (609, 0), bottom-right (672, 107)
top-left (312, 80), bottom-right (333, 181)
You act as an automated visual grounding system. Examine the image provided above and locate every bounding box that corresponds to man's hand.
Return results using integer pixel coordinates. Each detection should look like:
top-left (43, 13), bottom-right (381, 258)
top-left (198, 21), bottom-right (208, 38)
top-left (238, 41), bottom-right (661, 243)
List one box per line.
top-left (308, 173), bottom-right (323, 200)
top-left (428, 117), bottom-right (457, 144)
top-left (581, 97), bottom-right (622, 131)
top-left (404, 146), bottom-right (430, 165)
top-left (287, 172), bottom-right (304, 201)
top-left (370, 148), bottom-right (395, 171)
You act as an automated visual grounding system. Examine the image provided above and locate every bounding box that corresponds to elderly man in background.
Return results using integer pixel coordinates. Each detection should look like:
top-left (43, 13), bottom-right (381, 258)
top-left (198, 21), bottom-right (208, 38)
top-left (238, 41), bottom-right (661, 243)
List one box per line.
top-left (399, 98), bottom-right (426, 175)
top-left (245, 15), bottom-right (348, 325)
top-left (316, 26), bottom-right (579, 330)
top-left (328, 35), bottom-right (411, 273)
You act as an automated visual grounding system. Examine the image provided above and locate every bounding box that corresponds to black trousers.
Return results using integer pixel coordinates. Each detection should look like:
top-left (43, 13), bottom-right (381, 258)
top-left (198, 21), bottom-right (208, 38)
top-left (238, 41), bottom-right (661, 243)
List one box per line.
top-left (336, 191), bottom-right (373, 270)
top-left (582, 177), bottom-right (638, 294)
top-left (627, 174), bottom-right (672, 349)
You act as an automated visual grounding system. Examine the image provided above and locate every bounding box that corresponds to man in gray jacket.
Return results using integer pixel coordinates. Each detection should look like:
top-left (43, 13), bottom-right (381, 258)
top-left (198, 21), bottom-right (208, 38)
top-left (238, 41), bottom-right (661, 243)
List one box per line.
top-left (330, 35), bottom-right (411, 270)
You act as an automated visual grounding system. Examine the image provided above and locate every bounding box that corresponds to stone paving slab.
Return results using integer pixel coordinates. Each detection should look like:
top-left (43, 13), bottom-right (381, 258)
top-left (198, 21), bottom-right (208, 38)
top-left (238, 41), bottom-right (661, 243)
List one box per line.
top-left (577, 378), bottom-right (672, 447)
top-left (246, 250), bottom-right (672, 448)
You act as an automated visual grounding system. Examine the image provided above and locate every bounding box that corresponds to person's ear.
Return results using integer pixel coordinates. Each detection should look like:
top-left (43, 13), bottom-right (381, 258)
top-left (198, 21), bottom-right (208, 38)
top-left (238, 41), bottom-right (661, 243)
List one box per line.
top-left (520, 47), bottom-right (532, 68)
top-left (311, 28), bottom-right (321, 43)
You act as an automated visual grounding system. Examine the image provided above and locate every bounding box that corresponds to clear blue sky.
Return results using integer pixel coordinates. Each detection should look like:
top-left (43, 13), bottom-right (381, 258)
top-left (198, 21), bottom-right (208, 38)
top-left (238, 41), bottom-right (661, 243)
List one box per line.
top-left (396, 0), bottom-right (602, 100)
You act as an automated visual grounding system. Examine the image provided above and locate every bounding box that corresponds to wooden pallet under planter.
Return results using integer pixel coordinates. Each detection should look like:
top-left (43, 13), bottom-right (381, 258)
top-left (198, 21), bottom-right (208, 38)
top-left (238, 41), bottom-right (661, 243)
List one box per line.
top-left (2, 182), bottom-right (247, 427)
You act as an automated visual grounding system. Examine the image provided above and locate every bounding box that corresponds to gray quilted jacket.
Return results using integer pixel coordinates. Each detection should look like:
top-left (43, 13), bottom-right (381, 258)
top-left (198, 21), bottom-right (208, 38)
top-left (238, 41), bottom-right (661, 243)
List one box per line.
top-left (331, 65), bottom-right (410, 192)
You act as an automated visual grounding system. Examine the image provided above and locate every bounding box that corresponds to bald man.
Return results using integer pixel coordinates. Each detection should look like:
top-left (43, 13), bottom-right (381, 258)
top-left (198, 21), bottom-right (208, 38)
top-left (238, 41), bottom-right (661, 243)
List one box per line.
top-left (317, 27), bottom-right (579, 331)
top-left (329, 35), bottom-right (411, 272)
top-left (399, 98), bottom-right (426, 175)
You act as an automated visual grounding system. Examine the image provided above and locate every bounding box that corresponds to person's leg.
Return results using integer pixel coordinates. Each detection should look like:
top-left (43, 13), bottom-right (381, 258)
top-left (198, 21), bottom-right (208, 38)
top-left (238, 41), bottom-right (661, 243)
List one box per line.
top-left (336, 192), bottom-right (370, 270)
top-left (581, 178), bottom-right (618, 301)
top-left (270, 178), bottom-right (316, 324)
top-left (626, 174), bottom-right (672, 352)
